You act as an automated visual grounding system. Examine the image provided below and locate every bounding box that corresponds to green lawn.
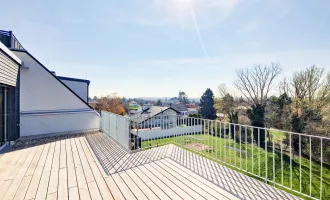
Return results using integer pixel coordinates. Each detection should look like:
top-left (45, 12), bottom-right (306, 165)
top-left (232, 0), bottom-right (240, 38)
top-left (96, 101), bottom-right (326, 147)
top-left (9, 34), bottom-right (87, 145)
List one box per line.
top-left (141, 133), bottom-right (330, 200)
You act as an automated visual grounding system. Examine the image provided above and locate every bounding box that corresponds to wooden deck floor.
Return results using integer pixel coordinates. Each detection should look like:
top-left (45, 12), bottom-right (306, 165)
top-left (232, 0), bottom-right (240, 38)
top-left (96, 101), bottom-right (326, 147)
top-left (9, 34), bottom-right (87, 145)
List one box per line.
top-left (0, 132), bottom-right (299, 200)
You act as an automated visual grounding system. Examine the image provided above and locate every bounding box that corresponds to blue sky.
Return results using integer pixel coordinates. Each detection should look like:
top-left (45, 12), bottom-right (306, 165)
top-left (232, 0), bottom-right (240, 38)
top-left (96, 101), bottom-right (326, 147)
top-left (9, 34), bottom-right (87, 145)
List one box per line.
top-left (1, 0), bottom-right (330, 98)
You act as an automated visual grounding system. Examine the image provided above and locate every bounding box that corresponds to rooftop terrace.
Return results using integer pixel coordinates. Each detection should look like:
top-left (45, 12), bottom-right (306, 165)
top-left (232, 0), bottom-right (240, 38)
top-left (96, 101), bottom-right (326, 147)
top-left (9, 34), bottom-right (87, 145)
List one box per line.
top-left (0, 132), bottom-right (299, 200)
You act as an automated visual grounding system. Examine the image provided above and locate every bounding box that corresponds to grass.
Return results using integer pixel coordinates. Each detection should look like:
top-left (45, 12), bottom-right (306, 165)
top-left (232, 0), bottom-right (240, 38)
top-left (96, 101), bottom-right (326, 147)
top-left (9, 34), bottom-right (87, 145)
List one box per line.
top-left (141, 133), bottom-right (330, 200)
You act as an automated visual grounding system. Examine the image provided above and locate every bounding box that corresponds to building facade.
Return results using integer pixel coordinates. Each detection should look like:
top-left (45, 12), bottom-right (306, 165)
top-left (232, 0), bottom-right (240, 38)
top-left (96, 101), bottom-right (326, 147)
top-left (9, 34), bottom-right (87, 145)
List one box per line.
top-left (0, 39), bottom-right (21, 150)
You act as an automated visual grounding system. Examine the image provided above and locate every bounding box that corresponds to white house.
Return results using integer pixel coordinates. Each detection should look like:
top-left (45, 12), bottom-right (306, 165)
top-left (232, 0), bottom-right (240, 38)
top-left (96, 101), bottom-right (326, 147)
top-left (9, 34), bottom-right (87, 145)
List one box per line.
top-left (0, 29), bottom-right (101, 138)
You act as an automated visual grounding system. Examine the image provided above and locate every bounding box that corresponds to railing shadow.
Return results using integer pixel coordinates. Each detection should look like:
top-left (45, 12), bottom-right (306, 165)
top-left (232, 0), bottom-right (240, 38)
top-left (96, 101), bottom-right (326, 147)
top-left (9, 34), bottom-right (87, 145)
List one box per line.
top-left (86, 133), bottom-right (170, 175)
top-left (87, 133), bottom-right (299, 199)
top-left (168, 145), bottom-right (299, 200)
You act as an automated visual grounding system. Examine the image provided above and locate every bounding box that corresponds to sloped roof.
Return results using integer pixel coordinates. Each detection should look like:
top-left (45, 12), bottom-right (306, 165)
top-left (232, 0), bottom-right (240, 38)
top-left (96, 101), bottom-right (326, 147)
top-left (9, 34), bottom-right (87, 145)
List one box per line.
top-left (11, 49), bottom-right (94, 110)
top-left (171, 103), bottom-right (188, 112)
top-left (131, 106), bottom-right (179, 123)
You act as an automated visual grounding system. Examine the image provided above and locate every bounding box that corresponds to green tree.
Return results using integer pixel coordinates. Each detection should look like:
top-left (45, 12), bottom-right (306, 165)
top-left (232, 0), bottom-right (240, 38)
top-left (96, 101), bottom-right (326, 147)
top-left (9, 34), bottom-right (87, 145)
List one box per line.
top-left (199, 89), bottom-right (217, 120)
top-left (266, 93), bottom-right (292, 130)
top-left (156, 99), bottom-right (162, 106)
top-left (179, 91), bottom-right (189, 104)
top-left (217, 84), bottom-right (239, 123)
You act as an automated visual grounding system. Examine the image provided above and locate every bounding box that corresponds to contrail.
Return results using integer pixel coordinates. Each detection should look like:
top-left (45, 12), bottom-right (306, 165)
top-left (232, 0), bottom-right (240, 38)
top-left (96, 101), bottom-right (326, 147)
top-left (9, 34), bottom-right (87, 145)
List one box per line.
top-left (190, 6), bottom-right (209, 58)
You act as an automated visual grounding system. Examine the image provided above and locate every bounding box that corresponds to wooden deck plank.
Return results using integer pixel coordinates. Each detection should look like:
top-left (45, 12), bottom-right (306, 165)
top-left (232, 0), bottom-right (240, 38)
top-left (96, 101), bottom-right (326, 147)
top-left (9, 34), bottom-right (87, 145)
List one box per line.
top-left (69, 187), bottom-right (79, 200)
top-left (60, 139), bottom-right (67, 169)
top-left (43, 142), bottom-right (56, 172)
top-left (104, 176), bottom-right (125, 200)
top-left (13, 176), bottom-right (33, 200)
top-left (0, 180), bottom-right (13, 199)
top-left (46, 192), bottom-right (57, 200)
top-left (66, 138), bottom-right (77, 188)
top-left (118, 171), bottom-right (148, 200)
top-left (159, 159), bottom-right (232, 200)
top-left (0, 149), bottom-right (26, 182)
top-left (82, 137), bottom-right (110, 177)
top-left (58, 168), bottom-right (68, 200)
top-left (71, 138), bottom-right (81, 167)
top-left (2, 147), bottom-right (33, 181)
top-left (125, 169), bottom-right (160, 200)
top-left (111, 173), bottom-right (137, 200)
top-left (76, 164), bottom-right (92, 200)
top-left (170, 148), bottom-right (271, 200)
top-left (25, 145), bottom-right (45, 176)
top-left (131, 167), bottom-right (170, 200)
top-left (136, 165), bottom-right (182, 200)
top-left (47, 141), bottom-right (61, 194)
top-left (143, 164), bottom-right (193, 200)
top-left (75, 137), bottom-right (95, 183)
top-left (3, 146), bottom-right (39, 200)
top-left (78, 137), bottom-right (94, 162)
top-left (88, 181), bottom-right (102, 200)
top-left (86, 156), bottom-right (114, 199)
top-left (164, 158), bottom-right (241, 200)
top-left (24, 143), bottom-right (51, 200)
top-left (149, 161), bottom-right (210, 200)
top-left (35, 171), bottom-right (51, 200)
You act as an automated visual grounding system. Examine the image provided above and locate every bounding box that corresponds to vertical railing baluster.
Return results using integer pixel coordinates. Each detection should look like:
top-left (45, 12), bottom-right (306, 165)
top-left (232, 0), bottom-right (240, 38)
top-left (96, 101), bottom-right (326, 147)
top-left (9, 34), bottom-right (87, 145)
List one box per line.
top-left (252, 127), bottom-right (254, 174)
top-left (234, 124), bottom-right (236, 167)
top-left (265, 128), bottom-right (268, 183)
top-left (229, 123), bottom-right (232, 165)
top-left (320, 138), bottom-right (323, 200)
top-left (300, 134), bottom-right (302, 193)
top-left (309, 135), bottom-right (312, 197)
top-left (220, 122), bottom-right (222, 161)
top-left (281, 131), bottom-right (283, 186)
top-left (224, 123), bottom-right (226, 163)
top-left (273, 129), bottom-right (275, 186)
top-left (216, 121), bottom-right (218, 161)
top-left (208, 120), bottom-right (210, 157)
top-left (240, 125), bottom-right (242, 169)
top-left (290, 133), bottom-right (292, 189)
top-left (246, 126), bottom-right (248, 172)
top-left (258, 128), bottom-right (260, 177)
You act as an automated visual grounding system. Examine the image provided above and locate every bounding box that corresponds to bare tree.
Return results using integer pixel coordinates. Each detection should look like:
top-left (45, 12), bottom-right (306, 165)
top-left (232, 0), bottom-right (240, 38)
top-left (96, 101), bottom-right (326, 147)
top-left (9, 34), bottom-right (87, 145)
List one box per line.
top-left (234, 63), bottom-right (282, 147)
top-left (290, 66), bottom-right (330, 109)
top-left (234, 63), bottom-right (282, 106)
top-left (286, 66), bottom-right (330, 153)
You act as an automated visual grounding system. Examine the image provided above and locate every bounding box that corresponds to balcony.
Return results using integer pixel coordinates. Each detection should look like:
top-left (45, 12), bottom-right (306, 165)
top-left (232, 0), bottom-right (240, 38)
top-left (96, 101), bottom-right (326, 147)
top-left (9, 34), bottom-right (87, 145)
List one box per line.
top-left (0, 111), bottom-right (328, 199)
top-left (0, 30), bottom-right (25, 50)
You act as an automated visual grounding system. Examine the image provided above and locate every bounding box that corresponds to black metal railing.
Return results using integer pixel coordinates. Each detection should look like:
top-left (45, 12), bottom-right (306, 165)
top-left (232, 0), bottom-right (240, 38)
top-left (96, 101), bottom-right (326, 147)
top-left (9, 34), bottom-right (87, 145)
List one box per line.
top-left (0, 30), bottom-right (25, 50)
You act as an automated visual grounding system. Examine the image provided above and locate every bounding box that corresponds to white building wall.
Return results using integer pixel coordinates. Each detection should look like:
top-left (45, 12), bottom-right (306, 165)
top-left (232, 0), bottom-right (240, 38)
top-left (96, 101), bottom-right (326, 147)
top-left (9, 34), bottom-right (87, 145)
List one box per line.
top-left (59, 79), bottom-right (88, 103)
top-left (20, 111), bottom-right (100, 137)
top-left (13, 51), bottom-right (100, 137)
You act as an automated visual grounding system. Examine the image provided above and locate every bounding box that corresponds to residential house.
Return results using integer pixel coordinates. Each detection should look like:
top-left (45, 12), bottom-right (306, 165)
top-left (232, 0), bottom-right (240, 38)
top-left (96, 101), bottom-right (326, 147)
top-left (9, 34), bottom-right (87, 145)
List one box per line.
top-left (0, 30), bottom-right (100, 140)
top-left (170, 103), bottom-right (188, 116)
top-left (131, 106), bottom-right (180, 128)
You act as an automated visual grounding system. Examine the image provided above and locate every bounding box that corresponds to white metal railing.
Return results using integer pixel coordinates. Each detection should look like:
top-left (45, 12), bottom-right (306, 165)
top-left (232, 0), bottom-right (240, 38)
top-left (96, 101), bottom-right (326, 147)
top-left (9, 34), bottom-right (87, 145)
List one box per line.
top-left (100, 111), bottom-right (130, 150)
top-left (101, 112), bottom-right (330, 199)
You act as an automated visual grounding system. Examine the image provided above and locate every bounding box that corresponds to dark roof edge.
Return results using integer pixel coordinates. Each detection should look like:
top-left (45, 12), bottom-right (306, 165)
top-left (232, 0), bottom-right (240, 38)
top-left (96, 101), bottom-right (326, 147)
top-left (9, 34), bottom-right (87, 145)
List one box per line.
top-left (57, 76), bottom-right (90, 86)
top-left (11, 49), bottom-right (94, 110)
